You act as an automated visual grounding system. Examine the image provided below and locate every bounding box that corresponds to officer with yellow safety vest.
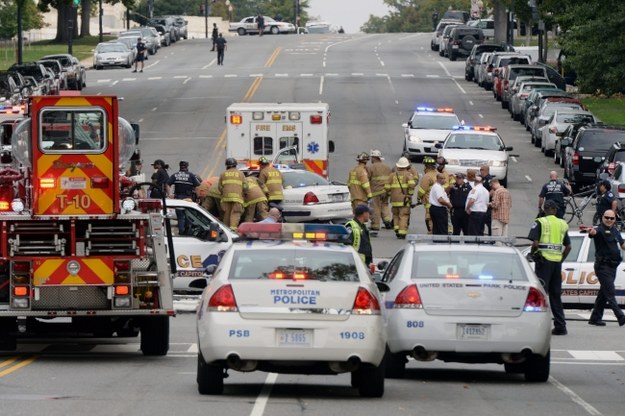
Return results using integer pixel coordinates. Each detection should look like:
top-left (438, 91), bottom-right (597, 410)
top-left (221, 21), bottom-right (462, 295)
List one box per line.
top-left (348, 152), bottom-right (373, 213)
top-left (417, 156), bottom-right (438, 234)
top-left (218, 158), bottom-right (248, 231)
top-left (258, 156), bottom-right (284, 204)
top-left (528, 199), bottom-right (572, 336)
top-left (345, 204), bottom-right (373, 265)
top-left (367, 149), bottom-right (393, 233)
top-left (386, 157), bottom-right (416, 239)
top-left (243, 176), bottom-right (269, 222)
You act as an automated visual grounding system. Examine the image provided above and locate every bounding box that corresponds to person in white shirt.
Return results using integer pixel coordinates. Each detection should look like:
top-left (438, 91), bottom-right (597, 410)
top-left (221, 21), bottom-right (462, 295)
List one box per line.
top-left (429, 173), bottom-right (453, 235)
top-left (465, 175), bottom-right (490, 236)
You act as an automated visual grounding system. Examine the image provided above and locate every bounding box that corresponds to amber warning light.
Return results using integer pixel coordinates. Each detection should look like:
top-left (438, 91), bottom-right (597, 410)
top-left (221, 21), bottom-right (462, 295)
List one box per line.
top-left (230, 114), bottom-right (242, 125)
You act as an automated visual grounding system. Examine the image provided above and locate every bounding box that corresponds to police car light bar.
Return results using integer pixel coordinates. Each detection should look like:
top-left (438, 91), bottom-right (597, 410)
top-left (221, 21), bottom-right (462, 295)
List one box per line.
top-left (406, 234), bottom-right (516, 245)
top-left (416, 107), bottom-right (454, 113)
top-left (453, 125), bottom-right (497, 132)
top-left (237, 223), bottom-right (349, 242)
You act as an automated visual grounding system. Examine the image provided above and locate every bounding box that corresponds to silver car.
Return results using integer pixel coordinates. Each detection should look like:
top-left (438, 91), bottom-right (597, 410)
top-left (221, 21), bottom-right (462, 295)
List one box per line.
top-left (93, 42), bottom-right (133, 70)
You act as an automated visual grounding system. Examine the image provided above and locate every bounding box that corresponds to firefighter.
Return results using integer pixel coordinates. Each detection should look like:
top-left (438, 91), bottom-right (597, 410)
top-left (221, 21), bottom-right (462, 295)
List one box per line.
top-left (348, 152), bottom-right (373, 213)
top-left (196, 178), bottom-right (223, 219)
top-left (258, 156), bottom-right (284, 204)
top-left (386, 157), bottom-right (416, 239)
top-left (436, 156), bottom-right (455, 192)
top-left (368, 149), bottom-right (392, 234)
top-left (402, 151), bottom-right (420, 180)
top-left (243, 176), bottom-right (269, 223)
top-left (417, 156), bottom-right (438, 234)
top-left (218, 158), bottom-right (248, 230)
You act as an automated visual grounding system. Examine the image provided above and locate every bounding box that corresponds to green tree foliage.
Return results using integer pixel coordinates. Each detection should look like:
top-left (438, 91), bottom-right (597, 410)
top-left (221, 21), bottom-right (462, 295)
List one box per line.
top-left (0, 0), bottom-right (46, 39)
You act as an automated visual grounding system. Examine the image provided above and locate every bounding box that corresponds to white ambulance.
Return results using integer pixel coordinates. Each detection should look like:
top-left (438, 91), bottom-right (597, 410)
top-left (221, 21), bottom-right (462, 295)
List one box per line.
top-left (226, 102), bottom-right (334, 178)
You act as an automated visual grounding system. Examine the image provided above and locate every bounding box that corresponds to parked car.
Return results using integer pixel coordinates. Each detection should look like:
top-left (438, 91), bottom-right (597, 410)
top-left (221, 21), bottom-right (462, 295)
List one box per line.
top-left (8, 62), bottom-right (52, 95)
top-left (523, 90), bottom-right (572, 129)
top-left (93, 42), bottom-right (134, 70)
top-left (492, 55), bottom-right (533, 101)
top-left (445, 26), bottom-right (484, 61)
top-left (0, 71), bottom-right (23, 106)
top-left (530, 100), bottom-right (585, 147)
top-left (38, 59), bottom-right (68, 92)
top-left (563, 125), bottom-right (625, 190)
top-left (149, 23), bottom-right (171, 46)
top-left (474, 52), bottom-right (494, 87)
top-left (113, 37), bottom-right (138, 63)
top-left (540, 110), bottom-right (598, 157)
top-left (465, 44), bottom-right (506, 81)
top-left (500, 65), bottom-right (549, 109)
top-left (229, 16), bottom-right (296, 36)
top-left (402, 107), bottom-right (461, 160)
top-left (22, 76), bottom-right (44, 96)
top-left (554, 122), bottom-right (592, 167)
top-left (438, 24), bottom-right (460, 57)
top-left (381, 235), bottom-right (551, 382)
top-left (150, 16), bottom-right (179, 42)
top-left (169, 15), bottom-right (188, 39)
top-left (442, 9), bottom-right (470, 23)
top-left (482, 52), bottom-right (522, 90)
top-left (431, 19), bottom-right (463, 51)
top-left (72, 56), bottom-right (86, 89)
top-left (468, 18), bottom-right (495, 38)
top-left (41, 54), bottom-right (81, 90)
top-left (608, 162), bottom-right (625, 199)
top-left (597, 142), bottom-right (625, 178)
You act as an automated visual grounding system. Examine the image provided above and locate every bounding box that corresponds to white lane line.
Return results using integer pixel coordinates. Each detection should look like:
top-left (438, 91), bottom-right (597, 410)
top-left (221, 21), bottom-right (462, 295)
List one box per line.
top-left (510, 156), bottom-right (518, 163)
top-left (112, 80), bottom-right (119, 86)
top-left (453, 78), bottom-right (466, 94)
top-left (275, 73), bottom-right (288, 77)
top-left (478, 114), bottom-right (484, 118)
top-left (186, 343), bottom-right (199, 353)
top-left (569, 351), bottom-right (624, 361)
top-left (468, 100), bottom-right (474, 106)
top-left (549, 376), bottom-right (603, 416)
top-left (401, 74), bottom-right (415, 77)
top-left (426, 75), bottom-right (441, 78)
top-left (375, 73), bottom-right (388, 77)
top-left (151, 107), bottom-right (157, 112)
top-left (183, 77), bottom-right (191, 84)
top-left (352, 73), bottom-right (364, 76)
top-left (121, 78), bottom-right (135, 82)
top-left (173, 75), bottom-right (187, 79)
top-left (249, 373), bottom-right (278, 416)
top-left (224, 74), bottom-right (238, 78)
top-left (319, 75), bottom-right (324, 95)
top-left (437, 61), bottom-right (452, 77)
top-left (326, 73), bottom-right (339, 76)
top-left (250, 73), bottom-right (263, 77)
top-left (525, 175), bottom-right (533, 182)
top-left (201, 59), bottom-right (216, 69)
top-left (199, 75), bottom-right (213, 79)
top-left (97, 79), bottom-right (111, 83)
top-left (300, 73), bottom-right (314, 77)
top-left (148, 77), bottom-right (162, 80)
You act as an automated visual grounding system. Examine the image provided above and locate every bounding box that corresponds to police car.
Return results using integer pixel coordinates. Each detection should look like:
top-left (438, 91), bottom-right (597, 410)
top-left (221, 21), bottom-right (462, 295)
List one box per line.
top-left (402, 107), bottom-right (461, 160)
top-left (380, 235), bottom-right (551, 382)
top-left (196, 223), bottom-right (388, 397)
top-left (436, 125), bottom-right (513, 187)
top-left (523, 230), bottom-right (625, 308)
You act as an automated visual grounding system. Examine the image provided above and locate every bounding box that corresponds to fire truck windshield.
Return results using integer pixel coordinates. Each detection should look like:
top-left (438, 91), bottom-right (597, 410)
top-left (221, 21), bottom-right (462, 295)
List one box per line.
top-left (40, 108), bottom-right (106, 153)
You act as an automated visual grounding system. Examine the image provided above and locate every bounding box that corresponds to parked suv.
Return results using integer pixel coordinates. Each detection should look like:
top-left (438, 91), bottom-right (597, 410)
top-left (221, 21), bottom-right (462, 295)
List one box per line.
top-left (169, 16), bottom-right (188, 39)
top-left (438, 24), bottom-right (460, 57)
top-left (596, 142), bottom-right (625, 177)
top-left (446, 26), bottom-right (484, 61)
top-left (41, 54), bottom-right (81, 90)
top-left (563, 125), bottom-right (625, 190)
top-left (465, 44), bottom-right (506, 81)
top-left (431, 19), bottom-right (463, 51)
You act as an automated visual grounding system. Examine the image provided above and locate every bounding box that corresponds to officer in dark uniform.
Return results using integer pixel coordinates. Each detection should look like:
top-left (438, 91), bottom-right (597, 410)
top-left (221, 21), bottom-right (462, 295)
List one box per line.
top-left (538, 171), bottom-right (571, 219)
top-left (586, 209), bottom-right (625, 326)
top-left (345, 204), bottom-right (373, 266)
top-left (449, 172), bottom-right (472, 235)
top-left (167, 161), bottom-right (202, 234)
top-left (595, 179), bottom-right (618, 224)
top-left (480, 165), bottom-right (493, 235)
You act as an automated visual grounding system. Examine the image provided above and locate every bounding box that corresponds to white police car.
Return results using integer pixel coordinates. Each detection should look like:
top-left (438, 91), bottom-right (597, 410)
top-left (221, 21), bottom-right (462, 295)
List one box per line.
top-left (380, 235), bottom-right (551, 382)
top-left (402, 107), bottom-right (461, 160)
top-left (196, 223), bottom-right (388, 397)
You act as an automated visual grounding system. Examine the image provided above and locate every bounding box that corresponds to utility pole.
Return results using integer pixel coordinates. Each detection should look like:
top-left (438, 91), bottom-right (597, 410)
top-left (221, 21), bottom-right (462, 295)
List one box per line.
top-left (99, 0), bottom-right (104, 43)
top-left (69, 0), bottom-right (79, 55)
top-left (16, 0), bottom-right (24, 64)
top-left (204, 0), bottom-right (209, 38)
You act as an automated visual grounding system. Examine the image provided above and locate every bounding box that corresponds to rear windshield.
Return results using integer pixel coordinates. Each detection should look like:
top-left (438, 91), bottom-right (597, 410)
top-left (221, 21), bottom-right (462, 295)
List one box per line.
top-left (510, 68), bottom-right (544, 80)
top-left (229, 249), bottom-right (359, 281)
top-left (411, 252), bottom-right (527, 281)
top-left (580, 130), bottom-right (625, 150)
top-left (555, 113), bottom-right (594, 124)
top-left (614, 151), bottom-right (625, 163)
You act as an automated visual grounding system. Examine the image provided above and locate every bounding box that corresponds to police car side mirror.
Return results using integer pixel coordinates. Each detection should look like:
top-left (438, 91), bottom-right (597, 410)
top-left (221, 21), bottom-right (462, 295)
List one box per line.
top-left (375, 281), bottom-right (390, 293)
top-left (329, 140), bottom-right (335, 153)
top-left (204, 264), bottom-right (217, 277)
top-left (377, 260), bottom-right (388, 271)
top-left (505, 146), bottom-right (513, 151)
top-left (435, 143), bottom-right (443, 149)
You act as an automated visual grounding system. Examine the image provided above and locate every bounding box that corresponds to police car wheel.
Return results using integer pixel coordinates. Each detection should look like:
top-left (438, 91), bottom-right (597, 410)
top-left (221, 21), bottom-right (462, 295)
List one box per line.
top-left (354, 363), bottom-right (385, 397)
top-left (504, 362), bottom-right (525, 374)
top-left (140, 316), bottom-right (169, 356)
top-left (197, 353), bottom-right (224, 395)
top-left (524, 350), bottom-right (550, 382)
top-left (383, 347), bottom-right (406, 379)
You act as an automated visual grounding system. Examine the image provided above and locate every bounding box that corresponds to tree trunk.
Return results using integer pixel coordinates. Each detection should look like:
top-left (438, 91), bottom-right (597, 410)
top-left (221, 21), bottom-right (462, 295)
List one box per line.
top-left (55, 4), bottom-right (78, 43)
top-left (493, 1), bottom-right (507, 45)
top-left (80, 0), bottom-right (91, 37)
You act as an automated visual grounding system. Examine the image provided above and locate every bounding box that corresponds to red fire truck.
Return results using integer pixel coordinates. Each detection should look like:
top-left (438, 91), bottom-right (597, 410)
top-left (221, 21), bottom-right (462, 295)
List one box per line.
top-left (0, 95), bottom-right (174, 355)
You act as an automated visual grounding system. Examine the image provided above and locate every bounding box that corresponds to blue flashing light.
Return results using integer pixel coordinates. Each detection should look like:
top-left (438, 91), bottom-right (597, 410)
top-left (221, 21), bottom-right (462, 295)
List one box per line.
top-left (237, 223), bottom-right (349, 242)
top-left (453, 125), bottom-right (497, 132)
top-left (478, 274), bottom-right (494, 280)
top-left (416, 107), bottom-right (454, 113)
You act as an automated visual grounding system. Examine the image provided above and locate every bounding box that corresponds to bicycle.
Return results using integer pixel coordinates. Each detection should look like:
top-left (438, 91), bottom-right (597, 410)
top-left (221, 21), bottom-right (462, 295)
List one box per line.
top-left (564, 186), bottom-right (598, 224)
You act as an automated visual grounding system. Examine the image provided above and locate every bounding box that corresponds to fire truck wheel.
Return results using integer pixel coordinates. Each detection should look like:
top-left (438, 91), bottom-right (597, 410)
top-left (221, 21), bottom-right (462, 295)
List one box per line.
top-left (140, 316), bottom-right (169, 356)
top-left (0, 319), bottom-right (17, 351)
top-left (197, 353), bottom-right (224, 395)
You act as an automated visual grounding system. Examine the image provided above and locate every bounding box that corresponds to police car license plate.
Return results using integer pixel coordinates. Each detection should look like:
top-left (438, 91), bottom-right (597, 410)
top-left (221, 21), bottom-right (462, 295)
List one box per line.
top-left (330, 193), bottom-right (347, 202)
top-left (458, 324), bottom-right (489, 340)
top-left (277, 329), bottom-right (312, 347)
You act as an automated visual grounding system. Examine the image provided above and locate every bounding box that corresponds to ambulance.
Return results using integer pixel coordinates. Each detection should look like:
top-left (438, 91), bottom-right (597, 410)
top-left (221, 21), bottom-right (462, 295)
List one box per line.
top-left (226, 102), bottom-right (334, 178)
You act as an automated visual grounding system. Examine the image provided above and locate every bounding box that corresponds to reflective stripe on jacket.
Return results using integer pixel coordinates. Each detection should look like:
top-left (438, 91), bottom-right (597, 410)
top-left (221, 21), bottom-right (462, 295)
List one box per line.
top-left (348, 163), bottom-right (372, 201)
top-left (537, 215), bottom-right (568, 262)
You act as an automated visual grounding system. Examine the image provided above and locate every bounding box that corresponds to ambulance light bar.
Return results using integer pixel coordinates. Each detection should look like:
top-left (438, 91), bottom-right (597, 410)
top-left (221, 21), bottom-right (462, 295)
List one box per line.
top-left (237, 223), bottom-right (349, 242)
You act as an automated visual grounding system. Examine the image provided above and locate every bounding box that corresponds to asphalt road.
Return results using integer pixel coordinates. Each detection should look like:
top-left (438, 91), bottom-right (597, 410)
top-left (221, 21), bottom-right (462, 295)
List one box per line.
top-left (1, 34), bottom-right (621, 416)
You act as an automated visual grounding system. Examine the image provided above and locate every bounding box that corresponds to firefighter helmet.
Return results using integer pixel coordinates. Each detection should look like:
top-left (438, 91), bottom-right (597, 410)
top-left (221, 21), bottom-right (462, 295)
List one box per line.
top-left (356, 152), bottom-right (370, 162)
top-left (225, 158), bottom-right (237, 168)
top-left (423, 156), bottom-right (436, 165)
top-left (258, 156), bottom-right (269, 165)
top-left (396, 157), bottom-right (410, 168)
top-left (370, 149), bottom-right (383, 159)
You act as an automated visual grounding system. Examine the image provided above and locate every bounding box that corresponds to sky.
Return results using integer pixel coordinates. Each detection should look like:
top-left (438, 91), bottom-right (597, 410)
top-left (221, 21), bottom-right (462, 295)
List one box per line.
top-left (307, 0), bottom-right (390, 34)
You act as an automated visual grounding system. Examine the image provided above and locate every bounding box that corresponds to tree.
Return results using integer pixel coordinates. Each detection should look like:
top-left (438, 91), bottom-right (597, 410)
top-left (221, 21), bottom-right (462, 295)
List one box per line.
top-left (0, 0), bottom-right (46, 40)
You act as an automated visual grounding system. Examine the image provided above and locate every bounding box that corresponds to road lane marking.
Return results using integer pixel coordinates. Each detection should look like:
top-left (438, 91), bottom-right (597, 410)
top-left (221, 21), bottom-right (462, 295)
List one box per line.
top-left (0, 356), bottom-right (38, 377)
top-left (148, 77), bottom-right (162, 80)
top-left (250, 373), bottom-right (278, 416)
top-left (569, 351), bottom-right (623, 361)
top-left (319, 75), bottom-right (324, 95)
top-left (264, 48), bottom-right (282, 67)
top-left (549, 376), bottom-right (603, 416)
top-left (525, 175), bottom-right (533, 182)
top-left (183, 77), bottom-right (191, 84)
top-left (173, 76), bottom-right (187, 79)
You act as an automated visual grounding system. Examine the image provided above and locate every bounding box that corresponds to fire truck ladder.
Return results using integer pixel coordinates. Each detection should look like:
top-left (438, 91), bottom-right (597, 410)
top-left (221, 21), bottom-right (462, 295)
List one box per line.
top-left (8, 222), bottom-right (67, 256)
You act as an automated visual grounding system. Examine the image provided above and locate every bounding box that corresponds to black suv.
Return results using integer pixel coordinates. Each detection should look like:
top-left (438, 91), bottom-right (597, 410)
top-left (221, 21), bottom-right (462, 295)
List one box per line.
top-left (465, 44), bottom-right (506, 81)
top-left (563, 125), bottom-right (625, 190)
top-left (596, 142), bottom-right (625, 177)
top-left (446, 26), bottom-right (484, 61)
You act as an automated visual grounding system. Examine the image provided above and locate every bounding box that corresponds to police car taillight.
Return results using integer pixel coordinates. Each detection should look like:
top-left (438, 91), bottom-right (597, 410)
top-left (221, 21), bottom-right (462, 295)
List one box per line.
top-left (393, 285), bottom-right (423, 309)
top-left (523, 287), bottom-right (548, 312)
top-left (237, 223), bottom-right (349, 242)
top-left (310, 115), bottom-right (323, 124)
top-left (230, 114), bottom-right (243, 125)
top-left (208, 284), bottom-right (238, 312)
top-left (352, 287), bottom-right (381, 315)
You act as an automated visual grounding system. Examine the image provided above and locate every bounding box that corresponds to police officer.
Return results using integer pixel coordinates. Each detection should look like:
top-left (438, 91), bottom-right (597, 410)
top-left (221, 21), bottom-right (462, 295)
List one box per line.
top-left (345, 204), bottom-right (373, 265)
top-left (367, 149), bottom-right (392, 233)
top-left (218, 158), bottom-right (248, 230)
top-left (386, 157), bottom-right (416, 239)
top-left (258, 156), bottom-right (284, 205)
top-left (429, 173), bottom-right (452, 235)
top-left (480, 165), bottom-right (494, 235)
top-left (417, 156), bottom-right (437, 233)
top-left (167, 161), bottom-right (202, 233)
top-left (595, 179), bottom-right (618, 224)
top-left (243, 176), bottom-right (269, 222)
top-left (150, 159), bottom-right (170, 199)
top-left (348, 152), bottom-right (373, 213)
top-left (449, 172), bottom-right (471, 235)
top-left (528, 200), bottom-right (572, 335)
top-left (538, 171), bottom-right (571, 218)
top-left (586, 210), bottom-right (625, 326)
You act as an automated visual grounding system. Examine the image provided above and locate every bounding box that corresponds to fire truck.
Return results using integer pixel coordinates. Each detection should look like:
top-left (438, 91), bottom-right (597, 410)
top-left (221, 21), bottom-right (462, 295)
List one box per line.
top-left (0, 95), bottom-right (174, 355)
top-left (226, 102), bottom-right (334, 177)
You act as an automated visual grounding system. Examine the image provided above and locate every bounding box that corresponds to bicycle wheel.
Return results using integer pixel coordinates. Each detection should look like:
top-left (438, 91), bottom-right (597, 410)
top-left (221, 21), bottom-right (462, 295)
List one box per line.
top-left (564, 199), bottom-right (576, 224)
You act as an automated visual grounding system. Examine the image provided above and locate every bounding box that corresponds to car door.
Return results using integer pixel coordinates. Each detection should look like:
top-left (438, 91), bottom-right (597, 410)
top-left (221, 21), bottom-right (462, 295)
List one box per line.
top-left (560, 234), bottom-right (586, 305)
top-left (576, 235), bottom-right (625, 306)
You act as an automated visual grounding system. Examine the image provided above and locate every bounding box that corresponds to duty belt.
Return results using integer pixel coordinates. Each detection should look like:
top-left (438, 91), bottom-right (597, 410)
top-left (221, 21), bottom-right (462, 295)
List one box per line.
top-left (538, 243), bottom-right (563, 251)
